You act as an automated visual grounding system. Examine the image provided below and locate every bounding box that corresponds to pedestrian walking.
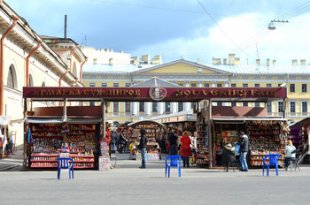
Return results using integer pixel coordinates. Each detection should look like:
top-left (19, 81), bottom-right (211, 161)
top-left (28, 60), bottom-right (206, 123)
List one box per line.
top-left (138, 128), bottom-right (147, 169)
top-left (239, 131), bottom-right (249, 172)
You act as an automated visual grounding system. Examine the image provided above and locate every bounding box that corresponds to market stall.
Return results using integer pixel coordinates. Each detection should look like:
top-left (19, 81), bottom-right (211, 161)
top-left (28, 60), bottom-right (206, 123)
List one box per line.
top-left (25, 106), bottom-right (103, 170)
top-left (128, 120), bottom-right (165, 160)
top-left (289, 118), bottom-right (310, 163)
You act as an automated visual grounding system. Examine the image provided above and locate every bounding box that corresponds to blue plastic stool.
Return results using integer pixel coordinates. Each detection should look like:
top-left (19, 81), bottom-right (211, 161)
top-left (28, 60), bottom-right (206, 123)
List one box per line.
top-left (165, 155), bottom-right (181, 178)
top-left (262, 154), bottom-right (280, 176)
top-left (57, 157), bottom-right (74, 179)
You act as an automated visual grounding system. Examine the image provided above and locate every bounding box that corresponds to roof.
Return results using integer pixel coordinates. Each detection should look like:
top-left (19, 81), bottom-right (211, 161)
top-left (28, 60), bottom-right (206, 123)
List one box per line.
top-left (132, 77), bottom-right (181, 88)
top-left (211, 64), bottom-right (310, 74)
top-left (131, 59), bottom-right (231, 75)
top-left (82, 63), bottom-right (151, 73)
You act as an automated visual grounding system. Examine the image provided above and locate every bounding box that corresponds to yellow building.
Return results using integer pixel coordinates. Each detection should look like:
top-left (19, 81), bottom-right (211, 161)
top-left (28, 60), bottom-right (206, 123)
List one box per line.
top-left (83, 59), bottom-right (310, 124)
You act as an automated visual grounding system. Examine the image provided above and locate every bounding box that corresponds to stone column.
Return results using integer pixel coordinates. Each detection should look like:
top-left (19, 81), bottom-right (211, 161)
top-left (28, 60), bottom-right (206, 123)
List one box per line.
top-left (132, 102), bottom-right (138, 116)
top-left (184, 82), bottom-right (191, 111)
top-left (145, 102), bottom-right (152, 115)
top-left (158, 102), bottom-right (164, 115)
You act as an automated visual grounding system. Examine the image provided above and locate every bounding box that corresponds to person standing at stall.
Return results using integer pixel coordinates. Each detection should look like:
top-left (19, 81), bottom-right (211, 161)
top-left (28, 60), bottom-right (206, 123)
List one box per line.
top-left (180, 131), bottom-right (192, 168)
top-left (168, 128), bottom-right (178, 155)
top-left (239, 131), bottom-right (249, 172)
top-left (138, 128), bottom-right (148, 169)
top-left (284, 139), bottom-right (296, 170)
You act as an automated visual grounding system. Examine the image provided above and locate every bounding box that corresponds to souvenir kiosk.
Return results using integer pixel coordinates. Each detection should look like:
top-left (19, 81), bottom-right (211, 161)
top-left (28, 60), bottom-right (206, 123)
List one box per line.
top-left (195, 87), bottom-right (288, 168)
top-left (128, 120), bottom-right (165, 160)
top-left (289, 118), bottom-right (310, 163)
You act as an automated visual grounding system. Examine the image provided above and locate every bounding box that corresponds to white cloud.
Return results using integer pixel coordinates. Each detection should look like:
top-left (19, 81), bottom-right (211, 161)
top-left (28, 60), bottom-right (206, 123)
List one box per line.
top-left (133, 12), bottom-right (310, 65)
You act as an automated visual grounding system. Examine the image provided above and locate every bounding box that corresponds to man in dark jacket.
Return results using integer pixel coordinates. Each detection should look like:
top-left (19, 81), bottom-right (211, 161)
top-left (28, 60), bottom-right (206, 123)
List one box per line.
top-left (239, 131), bottom-right (249, 171)
top-left (168, 128), bottom-right (178, 155)
top-left (138, 128), bottom-right (148, 168)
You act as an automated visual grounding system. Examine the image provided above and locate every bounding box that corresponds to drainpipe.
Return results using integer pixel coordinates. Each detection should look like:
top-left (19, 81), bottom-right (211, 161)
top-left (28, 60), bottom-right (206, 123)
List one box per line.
top-left (0, 15), bottom-right (18, 116)
top-left (79, 58), bottom-right (87, 81)
top-left (68, 45), bottom-right (76, 71)
top-left (59, 70), bottom-right (69, 87)
top-left (25, 41), bottom-right (41, 86)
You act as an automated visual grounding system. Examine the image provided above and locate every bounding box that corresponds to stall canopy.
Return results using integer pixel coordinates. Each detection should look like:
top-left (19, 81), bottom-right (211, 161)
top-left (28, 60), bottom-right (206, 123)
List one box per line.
top-left (128, 120), bottom-right (165, 128)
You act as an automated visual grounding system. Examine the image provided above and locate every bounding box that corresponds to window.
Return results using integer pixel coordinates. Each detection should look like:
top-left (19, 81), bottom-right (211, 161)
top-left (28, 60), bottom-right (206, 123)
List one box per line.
top-left (165, 102), bottom-right (171, 113)
top-left (217, 102), bottom-right (222, 106)
top-left (255, 102), bottom-right (260, 107)
top-left (139, 102), bottom-right (144, 112)
top-left (302, 101), bottom-right (308, 114)
top-left (278, 101), bottom-right (284, 113)
top-left (125, 83), bottom-right (131, 87)
top-left (217, 84), bottom-right (222, 87)
top-left (266, 83), bottom-right (272, 88)
top-left (41, 82), bottom-right (45, 87)
top-left (267, 102), bottom-right (272, 113)
top-left (152, 102), bottom-right (157, 112)
top-left (302, 84), bottom-right (307, 93)
top-left (289, 84), bottom-right (295, 92)
top-left (89, 83), bottom-right (95, 87)
top-left (7, 65), bottom-right (17, 89)
top-left (243, 84), bottom-right (248, 88)
top-left (243, 102), bottom-right (248, 107)
top-left (204, 83), bottom-right (209, 88)
top-left (255, 84), bottom-right (260, 88)
top-left (113, 102), bottom-right (119, 113)
top-left (101, 83), bottom-right (107, 87)
top-left (191, 83), bottom-right (196, 88)
top-left (178, 102), bottom-right (183, 112)
top-left (290, 101), bottom-right (296, 113)
top-left (231, 102), bottom-right (236, 107)
top-left (113, 83), bottom-right (119, 87)
top-left (125, 102), bottom-right (131, 113)
top-left (231, 83), bottom-right (236, 88)
top-left (178, 83), bottom-right (183, 87)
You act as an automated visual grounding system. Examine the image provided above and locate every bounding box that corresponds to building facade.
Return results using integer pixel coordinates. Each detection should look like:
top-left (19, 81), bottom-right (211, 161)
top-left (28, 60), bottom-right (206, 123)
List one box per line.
top-left (83, 58), bottom-right (310, 124)
top-left (0, 0), bottom-right (86, 148)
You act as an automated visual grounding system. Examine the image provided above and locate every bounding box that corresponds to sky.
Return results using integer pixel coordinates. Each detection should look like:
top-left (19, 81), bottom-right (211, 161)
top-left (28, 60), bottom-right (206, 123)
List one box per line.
top-left (5, 0), bottom-right (310, 65)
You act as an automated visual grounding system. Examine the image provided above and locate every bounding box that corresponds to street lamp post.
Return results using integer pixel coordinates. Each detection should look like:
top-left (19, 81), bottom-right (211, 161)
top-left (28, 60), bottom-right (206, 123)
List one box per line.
top-left (268, 19), bottom-right (289, 30)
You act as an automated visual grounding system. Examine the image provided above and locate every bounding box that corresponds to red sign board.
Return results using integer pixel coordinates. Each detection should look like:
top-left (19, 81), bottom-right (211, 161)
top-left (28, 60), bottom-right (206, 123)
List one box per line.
top-left (23, 87), bottom-right (287, 102)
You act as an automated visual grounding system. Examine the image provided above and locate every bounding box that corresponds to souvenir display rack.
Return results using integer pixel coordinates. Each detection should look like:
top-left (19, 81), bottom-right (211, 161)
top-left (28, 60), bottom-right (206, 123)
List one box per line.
top-left (129, 121), bottom-right (164, 160)
top-left (247, 121), bottom-right (286, 167)
top-left (196, 123), bottom-right (209, 167)
top-left (29, 123), bottom-right (98, 169)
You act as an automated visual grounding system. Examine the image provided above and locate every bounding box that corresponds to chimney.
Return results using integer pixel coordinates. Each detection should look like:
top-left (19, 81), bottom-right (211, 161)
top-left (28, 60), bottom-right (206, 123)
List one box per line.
top-left (256, 59), bottom-right (260, 66)
top-left (212, 57), bottom-right (221, 65)
top-left (292, 59), bottom-right (298, 66)
top-left (266, 59), bottom-right (270, 67)
top-left (141, 55), bottom-right (149, 64)
top-left (223, 58), bottom-right (227, 65)
top-left (234, 57), bottom-right (240, 65)
top-left (228, 53), bottom-right (235, 65)
top-left (272, 60), bottom-right (276, 65)
top-left (300, 59), bottom-right (306, 65)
